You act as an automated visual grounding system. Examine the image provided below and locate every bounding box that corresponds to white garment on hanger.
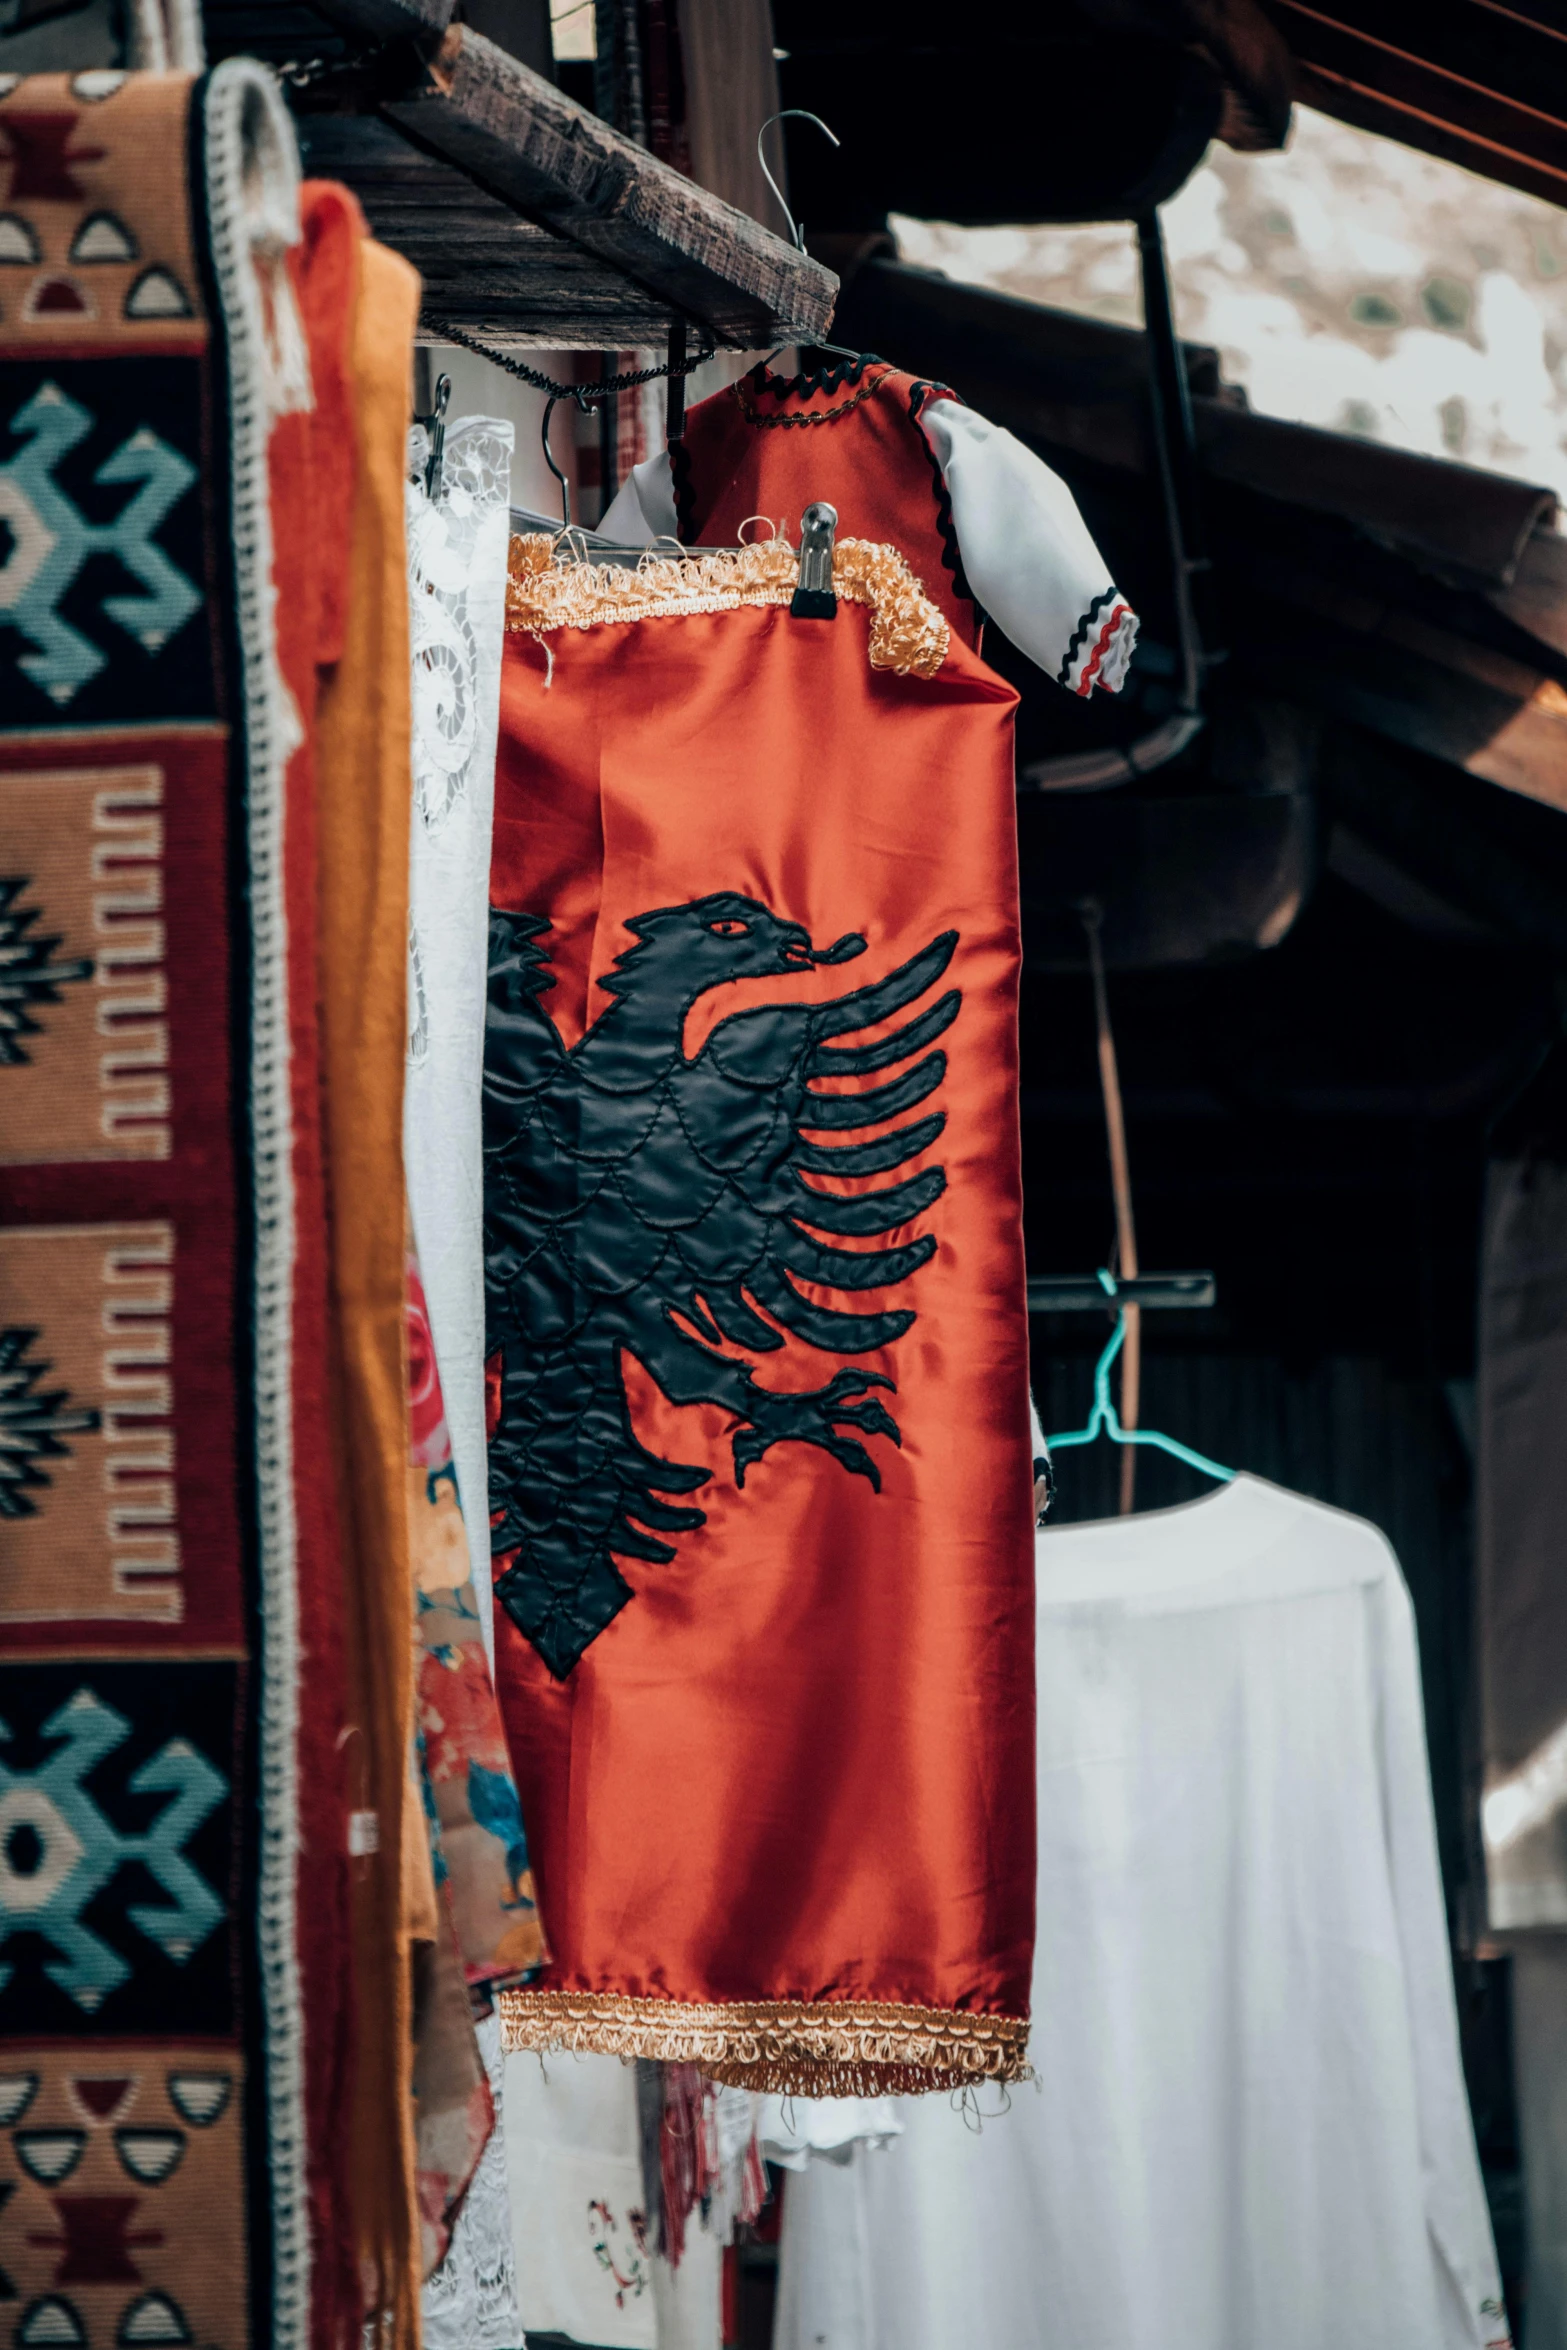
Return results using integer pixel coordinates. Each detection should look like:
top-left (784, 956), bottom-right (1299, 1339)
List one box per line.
top-left (404, 413), bottom-right (513, 1645)
top-left (650, 2219), bottom-right (721, 2350)
top-left (1512, 1945), bottom-right (1567, 2350)
top-left (598, 397), bottom-right (1136, 694)
top-left (705, 2085), bottom-right (761, 2244)
top-left (778, 1477), bottom-right (1510, 2350)
top-left (602, 448), bottom-right (679, 544)
top-left (758, 2095), bottom-right (902, 2171)
top-left (503, 2049), bottom-right (723, 2350)
top-left (504, 2048), bottom-right (660, 2349)
top-left (775, 2153), bottom-right (875, 2350)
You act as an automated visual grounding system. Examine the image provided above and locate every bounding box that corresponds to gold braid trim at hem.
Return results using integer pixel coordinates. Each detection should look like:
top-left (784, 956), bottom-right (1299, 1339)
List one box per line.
top-left (505, 533), bottom-right (950, 680)
top-left (497, 1990), bottom-right (1030, 2096)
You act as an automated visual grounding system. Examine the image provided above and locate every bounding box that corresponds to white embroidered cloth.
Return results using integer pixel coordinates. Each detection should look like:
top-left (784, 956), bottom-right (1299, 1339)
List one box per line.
top-left (503, 2050), bottom-right (659, 2348)
top-left (404, 412), bottom-right (513, 1642)
top-left (499, 2049), bottom-right (728, 2348)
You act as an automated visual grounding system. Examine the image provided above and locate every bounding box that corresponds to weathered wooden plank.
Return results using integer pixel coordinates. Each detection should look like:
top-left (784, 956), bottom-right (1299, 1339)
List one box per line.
top-left (296, 114), bottom-right (691, 342)
top-left (380, 24), bottom-right (837, 345)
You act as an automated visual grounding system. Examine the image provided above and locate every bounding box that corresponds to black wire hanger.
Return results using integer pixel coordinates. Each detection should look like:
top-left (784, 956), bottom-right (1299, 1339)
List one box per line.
top-left (422, 319), bottom-right (718, 530)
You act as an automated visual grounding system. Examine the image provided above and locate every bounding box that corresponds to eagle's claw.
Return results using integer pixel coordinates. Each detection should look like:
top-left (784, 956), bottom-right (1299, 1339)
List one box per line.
top-left (732, 1369), bottom-right (901, 1491)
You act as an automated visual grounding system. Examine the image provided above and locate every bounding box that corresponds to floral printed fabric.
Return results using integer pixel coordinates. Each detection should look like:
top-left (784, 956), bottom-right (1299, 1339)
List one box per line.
top-left (412, 1918), bottom-right (494, 2278)
top-left (407, 1244), bottom-right (546, 2276)
top-left (409, 1249), bottom-right (548, 1991)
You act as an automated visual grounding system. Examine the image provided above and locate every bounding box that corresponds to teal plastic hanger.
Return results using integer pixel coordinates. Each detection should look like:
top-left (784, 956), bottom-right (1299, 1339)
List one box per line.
top-left (1047, 1271), bottom-right (1235, 1485)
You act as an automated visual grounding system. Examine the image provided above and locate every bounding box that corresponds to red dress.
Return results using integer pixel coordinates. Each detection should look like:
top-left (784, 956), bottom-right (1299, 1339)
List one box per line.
top-left (486, 389), bottom-right (1036, 2093)
top-left (671, 356), bottom-right (981, 651)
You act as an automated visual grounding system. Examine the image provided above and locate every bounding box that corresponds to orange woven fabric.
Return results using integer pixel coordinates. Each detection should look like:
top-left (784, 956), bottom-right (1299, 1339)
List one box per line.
top-left (314, 228), bottom-right (421, 2343)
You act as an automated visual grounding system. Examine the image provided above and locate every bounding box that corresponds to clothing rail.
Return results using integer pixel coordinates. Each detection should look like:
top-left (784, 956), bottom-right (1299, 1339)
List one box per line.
top-left (1027, 1271), bottom-right (1216, 1313)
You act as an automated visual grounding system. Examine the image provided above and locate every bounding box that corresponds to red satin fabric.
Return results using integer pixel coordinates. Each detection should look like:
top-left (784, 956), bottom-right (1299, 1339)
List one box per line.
top-left (673, 361), bottom-right (980, 649)
top-left (490, 589), bottom-right (1035, 2031)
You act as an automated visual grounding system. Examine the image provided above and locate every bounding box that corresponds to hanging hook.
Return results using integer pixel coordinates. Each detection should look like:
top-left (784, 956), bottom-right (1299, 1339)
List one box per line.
top-left (541, 392), bottom-right (572, 533)
top-left (417, 369), bottom-right (451, 501)
top-left (756, 108), bottom-right (840, 254)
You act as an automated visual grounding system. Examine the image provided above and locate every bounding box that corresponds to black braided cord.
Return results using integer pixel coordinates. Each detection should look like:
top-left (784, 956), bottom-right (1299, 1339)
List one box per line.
top-left (425, 319), bottom-right (718, 412)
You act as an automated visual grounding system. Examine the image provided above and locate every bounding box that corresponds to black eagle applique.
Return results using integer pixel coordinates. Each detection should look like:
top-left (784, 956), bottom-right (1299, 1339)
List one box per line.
top-left (483, 890), bottom-right (960, 1678)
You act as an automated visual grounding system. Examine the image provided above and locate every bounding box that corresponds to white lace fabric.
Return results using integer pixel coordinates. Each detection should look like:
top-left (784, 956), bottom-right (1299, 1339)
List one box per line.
top-left (423, 2012), bottom-right (525, 2350)
top-left (407, 416), bottom-right (519, 2349)
top-left (404, 413), bottom-right (514, 1647)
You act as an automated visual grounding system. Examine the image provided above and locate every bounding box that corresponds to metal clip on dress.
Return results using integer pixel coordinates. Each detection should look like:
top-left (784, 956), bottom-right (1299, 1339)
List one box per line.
top-left (791, 501), bottom-right (839, 619)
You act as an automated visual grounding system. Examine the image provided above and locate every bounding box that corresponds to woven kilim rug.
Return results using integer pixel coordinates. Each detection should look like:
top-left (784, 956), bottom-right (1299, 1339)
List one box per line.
top-left (0, 64), bottom-right (353, 2350)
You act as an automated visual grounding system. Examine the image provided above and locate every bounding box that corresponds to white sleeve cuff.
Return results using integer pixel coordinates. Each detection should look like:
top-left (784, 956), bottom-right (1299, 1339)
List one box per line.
top-left (917, 398), bottom-right (1138, 694)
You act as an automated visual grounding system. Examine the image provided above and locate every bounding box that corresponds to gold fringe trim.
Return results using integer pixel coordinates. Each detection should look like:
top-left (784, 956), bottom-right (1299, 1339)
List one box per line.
top-left (497, 1989), bottom-right (1029, 2096)
top-left (505, 533), bottom-right (950, 680)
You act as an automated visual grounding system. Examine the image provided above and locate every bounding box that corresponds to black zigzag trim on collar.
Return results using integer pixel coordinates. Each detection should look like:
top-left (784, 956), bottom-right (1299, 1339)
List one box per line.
top-left (1056, 586), bottom-right (1119, 690)
top-left (754, 350), bottom-right (884, 398)
top-left (907, 379), bottom-right (982, 625)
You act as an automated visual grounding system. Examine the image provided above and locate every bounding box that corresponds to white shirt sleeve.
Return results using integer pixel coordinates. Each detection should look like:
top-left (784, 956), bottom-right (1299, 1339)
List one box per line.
top-left (597, 448), bottom-right (677, 546)
top-left (1370, 1554), bottom-right (1515, 2350)
top-left (917, 396), bottom-right (1138, 695)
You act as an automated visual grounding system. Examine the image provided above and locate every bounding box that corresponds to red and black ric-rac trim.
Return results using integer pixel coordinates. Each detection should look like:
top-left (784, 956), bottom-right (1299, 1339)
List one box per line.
top-left (1057, 587), bottom-right (1123, 694)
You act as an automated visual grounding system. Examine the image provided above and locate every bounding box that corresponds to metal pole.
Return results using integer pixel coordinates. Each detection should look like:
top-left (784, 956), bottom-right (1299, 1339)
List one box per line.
top-left (1084, 905), bottom-right (1140, 1513)
top-left (1135, 210), bottom-right (1219, 708)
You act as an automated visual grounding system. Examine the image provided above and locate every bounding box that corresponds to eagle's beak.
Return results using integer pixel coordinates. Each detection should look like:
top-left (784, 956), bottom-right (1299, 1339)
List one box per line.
top-left (810, 931), bottom-right (868, 966)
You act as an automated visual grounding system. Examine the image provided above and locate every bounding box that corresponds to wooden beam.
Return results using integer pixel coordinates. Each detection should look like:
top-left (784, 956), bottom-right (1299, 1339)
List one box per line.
top-left (380, 23), bottom-right (837, 346)
top-left (295, 115), bottom-right (702, 344)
